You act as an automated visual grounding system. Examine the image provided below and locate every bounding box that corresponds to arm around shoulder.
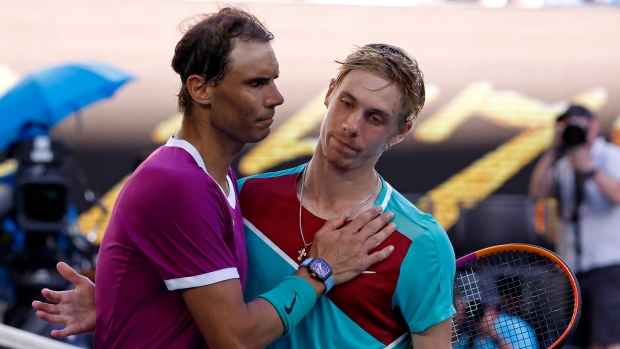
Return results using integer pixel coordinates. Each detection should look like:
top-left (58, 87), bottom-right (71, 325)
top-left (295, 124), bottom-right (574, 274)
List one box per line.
top-left (183, 279), bottom-right (285, 349)
top-left (183, 266), bottom-right (328, 349)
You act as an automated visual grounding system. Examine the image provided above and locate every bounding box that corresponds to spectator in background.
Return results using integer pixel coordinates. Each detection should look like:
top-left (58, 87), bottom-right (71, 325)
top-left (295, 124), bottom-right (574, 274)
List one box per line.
top-left (496, 275), bottom-right (524, 317)
top-left (452, 274), bottom-right (537, 349)
top-left (528, 105), bottom-right (620, 349)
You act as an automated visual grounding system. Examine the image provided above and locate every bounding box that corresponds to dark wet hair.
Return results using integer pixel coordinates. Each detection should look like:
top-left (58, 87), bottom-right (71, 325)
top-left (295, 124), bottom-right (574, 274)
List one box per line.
top-left (171, 7), bottom-right (274, 114)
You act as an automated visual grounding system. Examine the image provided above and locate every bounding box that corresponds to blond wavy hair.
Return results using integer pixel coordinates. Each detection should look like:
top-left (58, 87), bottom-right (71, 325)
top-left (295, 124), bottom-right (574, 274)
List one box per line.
top-left (334, 44), bottom-right (425, 125)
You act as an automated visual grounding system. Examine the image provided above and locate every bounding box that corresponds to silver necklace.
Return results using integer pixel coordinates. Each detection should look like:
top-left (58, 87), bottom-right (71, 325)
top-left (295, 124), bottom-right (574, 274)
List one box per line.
top-left (296, 167), bottom-right (380, 261)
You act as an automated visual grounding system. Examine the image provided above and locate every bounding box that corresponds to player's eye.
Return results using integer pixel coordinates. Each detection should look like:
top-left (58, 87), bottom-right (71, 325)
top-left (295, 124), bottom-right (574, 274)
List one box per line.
top-left (369, 114), bottom-right (383, 124)
top-left (341, 99), bottom-right (353, 109)
top-left (248, 79), bottom-right (267, 87)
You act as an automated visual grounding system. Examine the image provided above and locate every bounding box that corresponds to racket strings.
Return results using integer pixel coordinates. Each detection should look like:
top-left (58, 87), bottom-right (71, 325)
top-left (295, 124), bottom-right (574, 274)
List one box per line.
top-left (451, 251), bottom-right (576, 349)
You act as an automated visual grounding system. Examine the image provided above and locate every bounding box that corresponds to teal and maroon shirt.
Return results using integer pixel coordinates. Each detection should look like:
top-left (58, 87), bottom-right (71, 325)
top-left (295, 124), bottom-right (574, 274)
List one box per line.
top-left (239, 164), bottom-right (456, 349)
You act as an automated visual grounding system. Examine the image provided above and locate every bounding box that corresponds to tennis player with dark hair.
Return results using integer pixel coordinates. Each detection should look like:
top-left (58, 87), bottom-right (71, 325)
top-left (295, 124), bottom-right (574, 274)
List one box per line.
top-left (33, 8), bottom-right (396, 349)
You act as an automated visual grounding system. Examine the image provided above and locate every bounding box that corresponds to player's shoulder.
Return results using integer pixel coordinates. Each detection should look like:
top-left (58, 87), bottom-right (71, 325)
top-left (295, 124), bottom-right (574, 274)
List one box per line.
top-left (127, 146), bottom-right (221, 199)
top-left (383, 181), bottom-right (454, 264)
top-left (383, 181), bottom-right (447, 242)
top-left (135, 146), bottom-right (200, 178)
top-left (237, 164), bottom-right (305, 192)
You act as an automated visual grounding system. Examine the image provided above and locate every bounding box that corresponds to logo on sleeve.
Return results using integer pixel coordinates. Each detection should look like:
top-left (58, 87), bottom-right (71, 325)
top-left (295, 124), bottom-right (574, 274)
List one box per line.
top-left (284, 292), bottom-right (298, 314)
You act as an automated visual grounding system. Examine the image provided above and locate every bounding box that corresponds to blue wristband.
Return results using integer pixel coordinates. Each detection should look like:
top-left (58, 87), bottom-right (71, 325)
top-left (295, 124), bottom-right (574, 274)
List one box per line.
top-left (300, 258), bottom-right (334, 293)
top-left (257, 276), bottom-right (316, 337)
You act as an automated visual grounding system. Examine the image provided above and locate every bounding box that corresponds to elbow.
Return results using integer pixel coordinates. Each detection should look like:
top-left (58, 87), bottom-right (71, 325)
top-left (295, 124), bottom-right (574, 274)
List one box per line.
top-left (208, 340), bottom-right (251, 349)
top-left (528, 180), bottom-right (554, 200)
top-left (224, 340), bottom-right (244, 349)
top-left (528, 188), bottom-right (551, 201)
top-left (611, 186), bottom-right (620, 204)
top-left (209, 334), bottom-right (268, 349)
top-left (232, 340), bottom-right (266, 349)
top-left (528, 182), bottom-right (545, 200)
top-left (528, 189), bottom-right (540, 200)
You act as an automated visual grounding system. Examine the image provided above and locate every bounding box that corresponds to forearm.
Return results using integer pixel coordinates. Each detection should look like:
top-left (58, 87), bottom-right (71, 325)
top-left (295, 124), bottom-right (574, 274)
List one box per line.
top-left (529, 150), bottom-right (558, 199)
top-left (184, 282), bottom-right (282, 349)
top-left (184, 271), bottom-right (325, 349)
top-left (239, 268), bottom-right (324, 345)
top-left (591, 170), bottom-right (620, 204)
top-left (292, 265), bottom-right (326, 296)
top-left (204, 297), bottom-right (285, 349)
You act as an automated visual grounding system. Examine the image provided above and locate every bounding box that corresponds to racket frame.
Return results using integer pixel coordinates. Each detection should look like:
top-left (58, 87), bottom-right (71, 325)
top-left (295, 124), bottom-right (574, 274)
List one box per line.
top-left (454, 243), bottom-right (582, 349)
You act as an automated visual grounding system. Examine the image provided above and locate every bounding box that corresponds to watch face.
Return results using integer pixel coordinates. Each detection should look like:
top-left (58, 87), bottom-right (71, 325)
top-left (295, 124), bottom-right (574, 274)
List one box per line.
top-left (310, 258), bottom-right (332, 279)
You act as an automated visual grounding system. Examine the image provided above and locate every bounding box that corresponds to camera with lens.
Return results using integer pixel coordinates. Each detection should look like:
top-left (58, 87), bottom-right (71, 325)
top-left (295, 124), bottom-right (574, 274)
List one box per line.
top-left (12, 135), bottom-right (69, 232)
top-left (1, 128), bottom-right (96, 324)
top-left (561, 118), bottom-right (588, 148)
top-left (557, 105), bottom-right (593, 149)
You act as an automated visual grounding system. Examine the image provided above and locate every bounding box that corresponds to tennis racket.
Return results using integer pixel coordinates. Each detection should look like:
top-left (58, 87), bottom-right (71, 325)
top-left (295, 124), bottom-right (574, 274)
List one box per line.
top-left (451, 244), bottom-right (581, 349)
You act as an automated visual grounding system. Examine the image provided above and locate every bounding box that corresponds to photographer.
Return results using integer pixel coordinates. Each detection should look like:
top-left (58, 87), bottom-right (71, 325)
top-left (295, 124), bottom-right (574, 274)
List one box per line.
top-left (528, 105), bottom-right (620, 349)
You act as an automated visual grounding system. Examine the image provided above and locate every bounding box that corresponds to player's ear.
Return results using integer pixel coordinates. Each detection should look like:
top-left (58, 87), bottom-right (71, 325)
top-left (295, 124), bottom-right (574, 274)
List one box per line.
top-left (324, 79), bottom-right (337, 107)
top-left (187, 75), bottom-right (211, 107)
top-left (389, 120), bottom-right (413, 146)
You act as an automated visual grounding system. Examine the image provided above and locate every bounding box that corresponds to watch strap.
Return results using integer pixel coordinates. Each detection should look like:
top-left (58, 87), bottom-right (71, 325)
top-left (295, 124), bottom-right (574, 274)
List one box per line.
top-left (323, 273), bottom-right (334, 294)
top-left (581, 168), bottom-right (597, 178)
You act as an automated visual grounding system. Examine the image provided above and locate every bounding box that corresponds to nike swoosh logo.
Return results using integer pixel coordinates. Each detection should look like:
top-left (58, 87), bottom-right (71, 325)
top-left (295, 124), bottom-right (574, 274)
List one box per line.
top-left (284, 292), bottom-right (298, 314)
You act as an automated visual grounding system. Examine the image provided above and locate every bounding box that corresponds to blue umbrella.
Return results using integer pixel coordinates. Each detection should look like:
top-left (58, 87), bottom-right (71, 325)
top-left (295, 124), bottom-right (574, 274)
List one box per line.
top-left (0, 61), bottom-right (134, 152)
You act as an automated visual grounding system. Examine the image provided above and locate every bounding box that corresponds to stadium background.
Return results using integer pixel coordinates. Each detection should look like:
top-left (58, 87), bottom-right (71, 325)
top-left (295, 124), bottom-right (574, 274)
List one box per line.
top-left (1, 0), bottom-right (619, 258)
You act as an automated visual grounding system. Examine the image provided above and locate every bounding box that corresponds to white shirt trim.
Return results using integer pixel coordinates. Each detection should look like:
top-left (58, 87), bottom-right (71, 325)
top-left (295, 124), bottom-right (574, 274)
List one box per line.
top-left (165, 137), bottom-right (236, 209)
top-left (384, 332), bottom-right (408, 349)
top-left (379, 179), bottom-right (393, 212)
top-left (164, 268), bottom-right (239, 290)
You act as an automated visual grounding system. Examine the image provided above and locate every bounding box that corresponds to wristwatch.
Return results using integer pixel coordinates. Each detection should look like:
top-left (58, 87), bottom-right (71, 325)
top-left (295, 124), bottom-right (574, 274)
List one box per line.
top-left (580, 168), bottom-right (597, 179)
top-left (300, 258), bottom-right (334, 293)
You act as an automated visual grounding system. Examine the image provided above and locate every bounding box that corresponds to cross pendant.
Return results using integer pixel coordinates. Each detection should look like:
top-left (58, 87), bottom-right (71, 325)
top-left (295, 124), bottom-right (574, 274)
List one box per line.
top-left (297, 247), bottom-right (307, 261)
